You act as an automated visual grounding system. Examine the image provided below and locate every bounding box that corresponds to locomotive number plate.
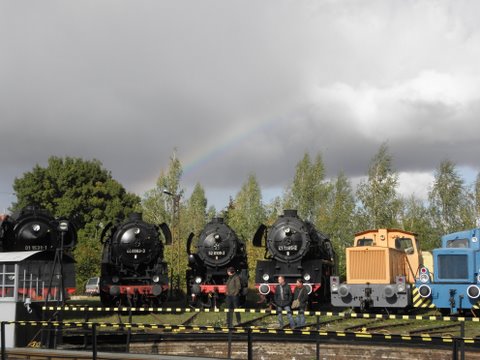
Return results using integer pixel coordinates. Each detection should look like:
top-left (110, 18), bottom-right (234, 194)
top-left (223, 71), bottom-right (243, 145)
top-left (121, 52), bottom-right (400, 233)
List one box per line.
top-left (278, 245), bottom-right (297, 251)
top-left (208, 251), bottom-right (226, 256)
top-left (127, 248), bottom-right (146, 254)
top-left (24, 245), bottom-right (48, 251)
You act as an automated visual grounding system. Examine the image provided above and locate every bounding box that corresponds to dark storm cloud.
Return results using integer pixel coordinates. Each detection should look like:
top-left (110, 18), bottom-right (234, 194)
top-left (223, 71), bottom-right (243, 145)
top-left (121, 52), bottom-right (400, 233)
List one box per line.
top-left (1, 1), bottom-right (480, 210)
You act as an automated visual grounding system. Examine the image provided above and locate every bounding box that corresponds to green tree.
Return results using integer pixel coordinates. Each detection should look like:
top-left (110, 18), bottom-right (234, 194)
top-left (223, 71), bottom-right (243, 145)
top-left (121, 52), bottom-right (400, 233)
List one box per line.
top-left (227, 174), bottom-right (266, 287)
top-left (356, 143), bottom-right (402, 229)
top-left (317, 172), bottom-right (356, 277)
top-left (475, 173), bottom-right (480, 226)
top-left (228, 174), bottom-right (266, 241)
top-left (428, 160), bottom-right (475, 240)
top-left (142, 152), bottom-right (186, 290)
top-left (401, 195), bottom-right (435, 250)
top-left (264, 196), bottom-right (283, 225)
top-left (184, 182), bottom-right (208, 237)
top-left (284, 152), bottom-right (328, 221)
top-left (13, 156), bottom-right (140, 290)
top-left (206, 205), bottom-right (217, 221)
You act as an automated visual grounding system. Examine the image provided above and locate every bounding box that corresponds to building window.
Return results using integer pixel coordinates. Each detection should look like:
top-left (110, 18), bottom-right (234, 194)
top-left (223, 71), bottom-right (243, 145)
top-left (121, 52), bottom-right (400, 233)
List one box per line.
top-left (0, 263), bottom-right (16, 299)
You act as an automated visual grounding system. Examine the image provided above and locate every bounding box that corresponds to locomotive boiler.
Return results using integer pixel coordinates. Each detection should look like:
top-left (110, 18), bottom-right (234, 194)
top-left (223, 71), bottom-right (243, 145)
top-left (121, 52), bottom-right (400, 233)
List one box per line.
top-left (186, 218), bottom-right (248, 308)
top-left (99, 212), bottom-right (171, 307)
top-left (253, 209), bottom-right (335, 306)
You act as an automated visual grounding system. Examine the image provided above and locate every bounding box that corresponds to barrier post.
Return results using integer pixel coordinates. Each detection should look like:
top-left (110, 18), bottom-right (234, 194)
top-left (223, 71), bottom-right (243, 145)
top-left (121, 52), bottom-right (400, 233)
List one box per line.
top-left (227, 327), bottom-right (232, 359)
top-left (247, 328), bottom-right (252, 360)
top-left (316, 315), bottom-right (320, 360)
top-left (1, 321), bottom-right (5, 360)
top-left (452, 338), bottom-right (458, 360)
top-left (460, 322), bottom-right (465, 360)
top-left (91, 323), bottom-right (97, 360)
top-left (83, 308), bottom-right (90, 349)
top-left (126, 308), bottom-right (132, 353)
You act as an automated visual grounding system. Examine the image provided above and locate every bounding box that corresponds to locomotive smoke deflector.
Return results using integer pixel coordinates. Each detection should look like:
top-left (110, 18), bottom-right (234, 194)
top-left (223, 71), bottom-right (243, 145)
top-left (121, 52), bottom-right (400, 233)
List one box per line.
top-left (253, 224), bottom-right (267, 247)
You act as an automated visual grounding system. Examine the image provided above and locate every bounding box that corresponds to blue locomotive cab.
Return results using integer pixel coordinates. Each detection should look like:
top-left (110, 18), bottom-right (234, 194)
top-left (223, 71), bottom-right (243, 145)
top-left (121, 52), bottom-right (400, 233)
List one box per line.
top-left (416, 229), bottom-right (480, 314)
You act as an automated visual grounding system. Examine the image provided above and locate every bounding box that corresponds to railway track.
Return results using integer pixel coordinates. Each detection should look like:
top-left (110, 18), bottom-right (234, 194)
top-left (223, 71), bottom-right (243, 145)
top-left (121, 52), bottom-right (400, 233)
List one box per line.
top-left (409, 323), bottom-right (463, 335)
top-left (56, 324), bottom-right (480, 356)
top-left (47, 304), bottom-right (480, 339)
top-left (237, 313), bottom-right (273, 327)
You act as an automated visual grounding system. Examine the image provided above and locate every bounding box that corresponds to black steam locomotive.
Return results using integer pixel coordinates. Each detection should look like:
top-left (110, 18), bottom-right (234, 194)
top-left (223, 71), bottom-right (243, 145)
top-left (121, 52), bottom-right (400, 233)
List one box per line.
top-left (99, 212), bottom-right (171, 307)
top-left (186, 218), bottom-right (248, 307)
top-left (0, 206), bottom-right (77, 252)
top-left (253, 209), bottom-right (335, 306)
top-left (0, 205), bottom-right (77, 301)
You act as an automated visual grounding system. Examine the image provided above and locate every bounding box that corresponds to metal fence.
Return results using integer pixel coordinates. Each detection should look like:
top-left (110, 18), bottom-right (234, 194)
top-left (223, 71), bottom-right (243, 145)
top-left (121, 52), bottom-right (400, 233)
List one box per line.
top-left (1, 316), bottom-right (475, 360)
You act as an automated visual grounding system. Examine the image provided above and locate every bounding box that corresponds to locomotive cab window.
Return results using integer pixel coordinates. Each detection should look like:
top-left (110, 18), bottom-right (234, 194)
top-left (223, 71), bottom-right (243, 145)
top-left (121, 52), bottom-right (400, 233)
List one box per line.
top-left (0, 263), bottom-right (16, 299)
top-left (356, 239), bottom-right (373, 246)
top-left (446, 239), bottom-right (469, 248)
top-left (395, 237), bottom-right (414, 254)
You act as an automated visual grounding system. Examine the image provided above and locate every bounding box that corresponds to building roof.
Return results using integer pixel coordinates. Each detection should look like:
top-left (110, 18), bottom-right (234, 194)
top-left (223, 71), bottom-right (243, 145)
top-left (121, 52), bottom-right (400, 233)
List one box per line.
top-left (0, 251), bottom-right (42, 262)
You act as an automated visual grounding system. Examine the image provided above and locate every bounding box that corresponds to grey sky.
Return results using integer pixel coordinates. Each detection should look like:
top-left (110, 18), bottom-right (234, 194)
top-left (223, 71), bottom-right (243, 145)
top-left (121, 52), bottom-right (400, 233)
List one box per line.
top-left (1, 1), bottom-right (480, 212)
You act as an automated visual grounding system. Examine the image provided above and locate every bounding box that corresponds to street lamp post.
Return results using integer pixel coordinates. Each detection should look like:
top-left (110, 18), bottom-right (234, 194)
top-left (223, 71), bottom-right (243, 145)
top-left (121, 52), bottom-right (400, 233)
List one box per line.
top-left (163, 189), bottom-right (181, 296)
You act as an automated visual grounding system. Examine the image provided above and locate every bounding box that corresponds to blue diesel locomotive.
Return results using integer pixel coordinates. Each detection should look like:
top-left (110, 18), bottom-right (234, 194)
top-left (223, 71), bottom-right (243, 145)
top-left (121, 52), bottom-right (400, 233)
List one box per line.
top-left (416, 228), bottom-right (480, 315)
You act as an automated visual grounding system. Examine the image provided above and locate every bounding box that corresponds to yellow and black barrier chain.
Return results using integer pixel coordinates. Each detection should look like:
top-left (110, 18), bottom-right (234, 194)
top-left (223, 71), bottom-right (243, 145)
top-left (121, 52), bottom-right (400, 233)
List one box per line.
top-left (5, 320), bottom-right (478, 345)
top-left (42, 305), bottom-right (480, 323)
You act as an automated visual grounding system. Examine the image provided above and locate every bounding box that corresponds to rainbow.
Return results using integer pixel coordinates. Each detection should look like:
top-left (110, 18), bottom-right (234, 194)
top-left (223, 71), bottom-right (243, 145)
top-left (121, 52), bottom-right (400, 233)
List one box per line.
top-left (182, 118), bottom-right (278, 178)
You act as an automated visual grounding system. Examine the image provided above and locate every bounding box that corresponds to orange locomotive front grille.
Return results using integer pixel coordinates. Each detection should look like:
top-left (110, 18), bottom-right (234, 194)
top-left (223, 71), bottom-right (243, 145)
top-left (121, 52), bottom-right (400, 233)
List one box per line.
top-left (346, 247), bottom-right (407, 284)
top-left (348, 249), bottom-right (387, 282)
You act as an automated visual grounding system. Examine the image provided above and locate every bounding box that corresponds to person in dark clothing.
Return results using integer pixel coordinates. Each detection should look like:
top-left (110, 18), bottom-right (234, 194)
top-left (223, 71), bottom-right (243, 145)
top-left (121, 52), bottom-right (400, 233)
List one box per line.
top-left (226, 266), bottom-right (242, 327)
top-left (274, 275), bottom-right (295, 329)
top-left (292, 279), bottom-right (308, 328)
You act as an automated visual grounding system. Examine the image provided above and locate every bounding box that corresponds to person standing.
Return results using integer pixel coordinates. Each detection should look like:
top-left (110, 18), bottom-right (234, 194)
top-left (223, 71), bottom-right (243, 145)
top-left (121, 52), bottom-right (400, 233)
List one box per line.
top-left (226, 266), bottom-right (242, 327)
top-left (292, 279), bottom-right (308, 328)
top-left (274, 276), bottom-right (295, 329)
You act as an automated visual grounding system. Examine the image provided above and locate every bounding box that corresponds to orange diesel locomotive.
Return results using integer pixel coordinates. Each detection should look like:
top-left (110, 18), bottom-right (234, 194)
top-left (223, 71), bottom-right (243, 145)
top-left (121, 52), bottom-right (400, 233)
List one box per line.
top-left (330, 228), bottom-right (431, 311)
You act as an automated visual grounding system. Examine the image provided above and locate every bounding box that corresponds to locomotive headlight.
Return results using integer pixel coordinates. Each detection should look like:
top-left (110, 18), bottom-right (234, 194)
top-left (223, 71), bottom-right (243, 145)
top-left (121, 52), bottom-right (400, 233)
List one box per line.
top-left (152, 285), bottom-right (162, 296)
top-left (384, 285), bottom-right (396, 298)
top-left (397, 283), bottom-right (406, 293)
top-left (338, 284), bottom-right (350, 298)
top-left (134, 227), bottom-right (141, 235)
top-left (194, 276), bottom-right (202, 284)
top-left (304, 283), bottom-right (313, 295)
top-left (418, 284), bottom-right (431, 298)
top-left (477, 274), bottom-right (480, 283)
top-left (331, 282), bottom-right (338, 293)
top-left (419, 273), bottom-right (429, 283)
top-left (284, 227), bottom-right (291, 235)
top-left (467, 285), bottom-right (480, 299)
top-left (303, 273), bottom-right (311, 281)
top-left (259, 284), bottom-right (270, 295)
top-left (58, 220), bottom-right (69, 232)
top-left (112, 276), bottom-right (120, 284)
top-left (396, 276), bottom-right (406, 293)
top-left (152, 275), bottom-right (160, 283)
top-left (262, 273), bottom-right (270, 281)
top-left (330, 276), bottom-right (339, 293)
top-left (32, 224), bottom-right (41, 232)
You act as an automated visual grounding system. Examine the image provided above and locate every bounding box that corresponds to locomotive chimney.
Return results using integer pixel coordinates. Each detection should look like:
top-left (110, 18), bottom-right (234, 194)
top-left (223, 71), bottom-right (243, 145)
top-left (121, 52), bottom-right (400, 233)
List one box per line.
top-left (283, 209), bottom-right (298, 217)
top-left (129, 212), bottom-right (143, 221)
